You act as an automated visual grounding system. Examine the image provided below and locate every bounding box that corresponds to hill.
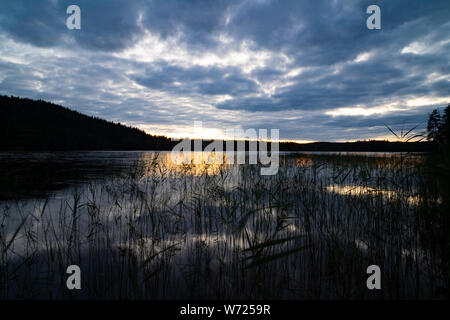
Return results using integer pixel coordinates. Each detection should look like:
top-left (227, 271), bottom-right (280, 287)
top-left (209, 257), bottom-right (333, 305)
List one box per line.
top-left (0, 95), bottom-right (175, 151)
top-left (0, 95), bottom-right (430, 152)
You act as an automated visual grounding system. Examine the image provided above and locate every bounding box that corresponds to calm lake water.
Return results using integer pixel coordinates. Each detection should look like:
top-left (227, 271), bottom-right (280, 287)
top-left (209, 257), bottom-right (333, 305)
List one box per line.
top-left (0, 151), bottom-right (446, 299)
top-left (0, 150), bottom-right (422, 198)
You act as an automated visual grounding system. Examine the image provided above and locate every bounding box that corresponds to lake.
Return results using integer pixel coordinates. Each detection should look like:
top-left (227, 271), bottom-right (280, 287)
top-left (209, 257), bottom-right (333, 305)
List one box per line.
top-left (0, 151), bottom-right (446, 299)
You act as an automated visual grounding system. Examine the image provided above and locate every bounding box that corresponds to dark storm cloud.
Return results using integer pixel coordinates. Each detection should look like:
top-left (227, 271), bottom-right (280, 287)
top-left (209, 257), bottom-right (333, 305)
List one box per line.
top-left (0, 0), bottom-right (145, 51)
top-left (140, 0), bottom-right (239, 50)
top-left (0, 1), bottom-right (63, 47)
top-left (225, 0), bottom-right (449, 63)
top-left (217, 49), bottom-right (449, 112)
top-left (0, 0), bottom-right (448, 140)
top-left (131, 62), bottom-right (258, 96)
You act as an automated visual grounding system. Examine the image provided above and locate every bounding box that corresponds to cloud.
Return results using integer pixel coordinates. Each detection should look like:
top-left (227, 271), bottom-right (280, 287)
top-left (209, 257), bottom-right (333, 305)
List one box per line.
top-left (0, 0), bottom-right (145, 51)
top-left (0, 0), bottom-right (448, 141)
top-left (130, 62), bottom-right (259, 96)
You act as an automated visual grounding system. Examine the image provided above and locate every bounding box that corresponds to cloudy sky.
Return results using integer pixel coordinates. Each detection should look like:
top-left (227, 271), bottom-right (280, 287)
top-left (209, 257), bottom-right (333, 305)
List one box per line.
top-left (0, 0), bottom-right (449, 142)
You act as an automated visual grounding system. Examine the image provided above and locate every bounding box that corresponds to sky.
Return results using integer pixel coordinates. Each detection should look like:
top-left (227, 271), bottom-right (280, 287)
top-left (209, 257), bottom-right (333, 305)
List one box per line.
top-left (0, 0), bottom-right (449, 142)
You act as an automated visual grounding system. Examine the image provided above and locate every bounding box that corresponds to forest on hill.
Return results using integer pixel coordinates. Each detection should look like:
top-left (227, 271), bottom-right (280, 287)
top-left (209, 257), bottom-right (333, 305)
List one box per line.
top-left (0, 95), bottom-right (175, 151)
top-left (0, 95), bottom-right (431, 152)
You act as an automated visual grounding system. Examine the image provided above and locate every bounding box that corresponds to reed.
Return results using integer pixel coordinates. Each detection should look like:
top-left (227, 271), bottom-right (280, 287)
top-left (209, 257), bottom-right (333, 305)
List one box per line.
top-left (0, 152), bottom-right (447, 299)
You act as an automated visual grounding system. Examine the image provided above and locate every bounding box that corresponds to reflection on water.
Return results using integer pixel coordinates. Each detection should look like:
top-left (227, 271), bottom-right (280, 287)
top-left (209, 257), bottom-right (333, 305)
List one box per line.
top-left (0, 151), bottom-right (447, 299)
top-left (0, 150), bottom-right (422, 199)
top-left (325, 184), bottom-right (423, 205)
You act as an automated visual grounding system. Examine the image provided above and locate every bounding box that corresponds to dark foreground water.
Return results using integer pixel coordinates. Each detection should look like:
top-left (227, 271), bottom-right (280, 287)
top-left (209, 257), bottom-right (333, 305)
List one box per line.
top-left (0, 151), bottom-right (447, 299)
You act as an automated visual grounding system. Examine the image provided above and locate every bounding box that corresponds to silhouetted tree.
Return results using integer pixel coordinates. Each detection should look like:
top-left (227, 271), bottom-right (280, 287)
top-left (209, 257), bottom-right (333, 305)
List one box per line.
top-left (427, 104), bottom-right (450, 146)
top-left (427, 109), bottom-right (442, 141)
top-left (441, 104), bottom-right (450, 144)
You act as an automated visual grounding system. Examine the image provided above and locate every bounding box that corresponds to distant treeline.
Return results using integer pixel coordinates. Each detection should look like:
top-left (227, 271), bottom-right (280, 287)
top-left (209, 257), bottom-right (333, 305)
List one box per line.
top-left (278, 140), bottom-right (430, 152)
top-left (0, 95), bottom-right (431, 152)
